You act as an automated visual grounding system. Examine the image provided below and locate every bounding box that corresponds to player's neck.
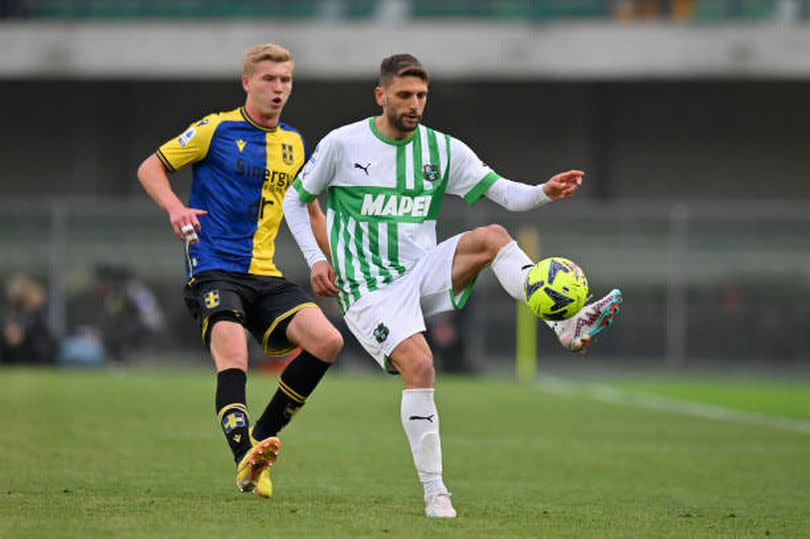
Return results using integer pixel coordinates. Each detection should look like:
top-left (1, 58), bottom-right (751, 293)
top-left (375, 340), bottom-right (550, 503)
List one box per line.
top-left (243, 102), bottom-right (280, 129)
top-left (374, 116), bottom-right (415, 141)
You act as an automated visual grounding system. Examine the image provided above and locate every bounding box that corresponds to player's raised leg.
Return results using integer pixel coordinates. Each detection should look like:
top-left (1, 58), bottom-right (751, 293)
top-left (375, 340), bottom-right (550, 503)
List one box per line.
top-left (251, 306), bottom-right (342, 440)
top-left (388, 334), bottom-right (456, 518)
top-left (548, 289), bottom-right (622, 353)
top-left (451, 224), bottom-right (621, 352)
top-left (452, 224), bottom-right (532, 300)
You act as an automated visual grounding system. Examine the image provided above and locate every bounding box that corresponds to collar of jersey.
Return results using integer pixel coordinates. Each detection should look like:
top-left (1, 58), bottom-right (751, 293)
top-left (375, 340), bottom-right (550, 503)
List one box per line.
top-left (240, 107), bottom-right (279, 132)
top-left (368, 117), bottom-right (417, 146)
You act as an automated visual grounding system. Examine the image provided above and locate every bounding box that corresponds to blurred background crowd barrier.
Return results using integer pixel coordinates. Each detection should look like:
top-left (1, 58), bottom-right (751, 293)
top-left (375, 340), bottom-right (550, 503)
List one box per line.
top-left (2, 198), bottom-right (808, 370)
top-left (1, 0), bottom-right (809, 21)
top-left (1, 0), bottom-right (808, 370)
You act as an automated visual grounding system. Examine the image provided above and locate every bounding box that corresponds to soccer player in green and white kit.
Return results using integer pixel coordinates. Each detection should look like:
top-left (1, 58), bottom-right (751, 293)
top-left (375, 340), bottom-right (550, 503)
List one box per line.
top-left (283, 54), bottom-right (622, 518)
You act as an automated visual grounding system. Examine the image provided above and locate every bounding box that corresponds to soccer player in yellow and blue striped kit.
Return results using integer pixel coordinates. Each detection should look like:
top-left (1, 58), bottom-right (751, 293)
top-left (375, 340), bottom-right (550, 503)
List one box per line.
top-left (137, 43), bottom-right (343, 498)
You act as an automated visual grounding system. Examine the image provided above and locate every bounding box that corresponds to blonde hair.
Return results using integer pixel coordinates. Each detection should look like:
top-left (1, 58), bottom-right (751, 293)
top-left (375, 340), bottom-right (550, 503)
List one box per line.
top-left (242, 43), bottom-right (294, 75)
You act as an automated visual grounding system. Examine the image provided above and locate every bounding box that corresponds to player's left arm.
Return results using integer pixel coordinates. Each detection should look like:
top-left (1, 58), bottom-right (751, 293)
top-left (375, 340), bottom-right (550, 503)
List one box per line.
top-left (485, 170), bottom-right (584, 211)
top-left (447, 136), bottom-right (584, 211)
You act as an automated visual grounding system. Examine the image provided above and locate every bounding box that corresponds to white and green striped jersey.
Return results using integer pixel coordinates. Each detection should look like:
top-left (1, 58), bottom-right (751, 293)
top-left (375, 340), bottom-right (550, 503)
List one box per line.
top-left (292, 117), bottom-right (500, 313)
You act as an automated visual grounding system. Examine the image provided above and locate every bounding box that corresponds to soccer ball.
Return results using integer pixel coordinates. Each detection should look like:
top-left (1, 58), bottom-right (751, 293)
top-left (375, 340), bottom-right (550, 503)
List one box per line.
top-left (523, 257), bottom-right (589, 321)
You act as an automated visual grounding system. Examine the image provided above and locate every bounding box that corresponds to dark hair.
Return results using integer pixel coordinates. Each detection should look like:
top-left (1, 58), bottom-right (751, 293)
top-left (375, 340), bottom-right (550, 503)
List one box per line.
top-left (379, 54), bottom-right (429, 86)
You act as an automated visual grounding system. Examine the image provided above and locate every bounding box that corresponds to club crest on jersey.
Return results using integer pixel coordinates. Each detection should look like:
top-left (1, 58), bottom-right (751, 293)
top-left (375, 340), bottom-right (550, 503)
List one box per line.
top-left (204, 290), bottom-right (220, 309)
top-left (281, 143), bottom-right (294, 165)
top-left (423, 164), bottom-right (440, 182)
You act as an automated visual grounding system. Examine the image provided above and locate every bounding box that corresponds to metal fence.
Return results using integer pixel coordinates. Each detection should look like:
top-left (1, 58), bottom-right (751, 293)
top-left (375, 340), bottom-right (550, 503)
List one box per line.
top-left (2, 197), bottom-right (809, 367)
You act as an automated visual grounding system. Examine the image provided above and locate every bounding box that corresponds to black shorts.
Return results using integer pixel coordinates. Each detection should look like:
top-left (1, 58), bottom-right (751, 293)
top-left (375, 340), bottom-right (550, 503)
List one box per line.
top-left (184, 270), bottom-right (318, 357)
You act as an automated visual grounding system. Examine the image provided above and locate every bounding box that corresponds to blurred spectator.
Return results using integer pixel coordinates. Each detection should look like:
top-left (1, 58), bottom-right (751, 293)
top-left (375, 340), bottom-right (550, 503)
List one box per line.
top-left (615, 0), bottom-right (695, 20)
top-left (1, 274), bottom-right (56, 364)
top-left (94, 264), bottom-right (166, 361)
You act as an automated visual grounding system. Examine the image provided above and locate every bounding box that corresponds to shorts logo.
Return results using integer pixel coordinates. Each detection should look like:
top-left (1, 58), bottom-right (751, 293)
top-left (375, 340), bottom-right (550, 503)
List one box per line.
top-left (282, 143), bottom-right (294, 165)
top-left (204, 290), bottom-right (220, 309)
top-left (423, 164), bottom-right (440, 182)
top-left (373, 323), bottom-right (389, 343)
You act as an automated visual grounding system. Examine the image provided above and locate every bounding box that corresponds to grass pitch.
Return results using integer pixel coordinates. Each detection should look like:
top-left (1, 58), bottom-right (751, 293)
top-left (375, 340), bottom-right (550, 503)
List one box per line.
top-left (1, 367), bottom-right (809, 538)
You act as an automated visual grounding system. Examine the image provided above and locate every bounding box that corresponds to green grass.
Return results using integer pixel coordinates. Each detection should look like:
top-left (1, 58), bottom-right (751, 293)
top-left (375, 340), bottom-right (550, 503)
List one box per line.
top-left (1, 368), bottom-right (809, 538)
top-left (610, 378), bottom-right (810, 420)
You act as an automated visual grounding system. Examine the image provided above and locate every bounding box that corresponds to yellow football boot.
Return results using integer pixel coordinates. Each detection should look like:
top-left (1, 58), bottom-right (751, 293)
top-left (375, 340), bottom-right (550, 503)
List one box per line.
top-left (235, 434), bottom-right (280, 498)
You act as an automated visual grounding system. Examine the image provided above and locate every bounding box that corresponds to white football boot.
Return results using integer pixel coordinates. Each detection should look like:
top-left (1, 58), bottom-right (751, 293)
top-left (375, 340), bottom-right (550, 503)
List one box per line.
top-left (425, 492), bottom-right (457, 518)
top-left (550, 289), bottom-right (622, 353)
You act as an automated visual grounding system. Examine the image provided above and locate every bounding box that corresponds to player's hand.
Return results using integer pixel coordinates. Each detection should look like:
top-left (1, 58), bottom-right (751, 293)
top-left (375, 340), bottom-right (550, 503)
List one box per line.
top-left (311, 260), bottom-right (338, 298)
top-left (542, 170), bottom-right (584, 200)
top-left (168, 206), bottom-right (208, 243)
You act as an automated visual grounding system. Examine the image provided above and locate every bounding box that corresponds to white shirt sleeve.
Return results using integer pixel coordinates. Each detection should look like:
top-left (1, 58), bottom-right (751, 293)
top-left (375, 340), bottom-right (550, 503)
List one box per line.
top-left (445, 136), bottom-right (502, 205)
top-left (282, 193), bottom-right (327, 268)
top-left (284, 133), bottom-right (341, 268)
top-left (443, 135), bottom-right (551, 211)
top-left (483, 177), bottom-right (551, 211)
top-left (291, 132), bottom-right (341, 202)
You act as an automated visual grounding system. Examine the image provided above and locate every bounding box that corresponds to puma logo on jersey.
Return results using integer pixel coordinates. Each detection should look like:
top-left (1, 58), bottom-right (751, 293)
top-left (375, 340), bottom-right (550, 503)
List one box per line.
top-left (361, 194), bottom-right (432, 218)
top-left (409, 414), bottom-right (435, 423)
top-left (354, 162), bottom-right (371, 175)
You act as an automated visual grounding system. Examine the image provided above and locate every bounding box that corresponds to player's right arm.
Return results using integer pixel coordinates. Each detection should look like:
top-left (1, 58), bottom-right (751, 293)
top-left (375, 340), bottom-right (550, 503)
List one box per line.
top-left (137, 154), bottom-right (207, 242)
top-left (283, 133), bottom-right (340, 297)
top-left (137, 116), bottom-right (219, 242)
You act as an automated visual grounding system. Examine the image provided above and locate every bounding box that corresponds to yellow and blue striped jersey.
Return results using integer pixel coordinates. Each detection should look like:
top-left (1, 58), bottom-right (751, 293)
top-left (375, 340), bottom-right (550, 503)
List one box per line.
top-left (157, 107), bottom-right (310, 280)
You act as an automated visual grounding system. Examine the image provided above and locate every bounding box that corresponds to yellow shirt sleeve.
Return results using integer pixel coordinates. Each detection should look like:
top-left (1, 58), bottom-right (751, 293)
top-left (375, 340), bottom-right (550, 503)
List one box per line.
top-left (155, 114), bottom-right (220, 173)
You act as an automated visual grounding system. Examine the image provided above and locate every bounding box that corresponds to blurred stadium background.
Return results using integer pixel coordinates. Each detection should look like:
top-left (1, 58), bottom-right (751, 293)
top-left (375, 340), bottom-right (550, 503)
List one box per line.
top-left (1, 0), bottom-right (809, 373)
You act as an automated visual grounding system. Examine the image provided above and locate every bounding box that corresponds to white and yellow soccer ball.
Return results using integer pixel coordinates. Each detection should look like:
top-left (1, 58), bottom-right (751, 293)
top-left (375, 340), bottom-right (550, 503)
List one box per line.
top-left (523, 257), bottom-right (589, 321)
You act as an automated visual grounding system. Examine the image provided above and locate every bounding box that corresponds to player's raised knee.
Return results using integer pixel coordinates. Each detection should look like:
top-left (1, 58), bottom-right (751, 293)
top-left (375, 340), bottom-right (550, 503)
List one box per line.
top-left (473, 224), bottom-right (512, 258)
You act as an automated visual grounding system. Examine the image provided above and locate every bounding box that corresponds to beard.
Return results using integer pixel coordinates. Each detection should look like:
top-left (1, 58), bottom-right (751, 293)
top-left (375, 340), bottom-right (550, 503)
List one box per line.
top-left (386, 109), bottom-right (421, 134)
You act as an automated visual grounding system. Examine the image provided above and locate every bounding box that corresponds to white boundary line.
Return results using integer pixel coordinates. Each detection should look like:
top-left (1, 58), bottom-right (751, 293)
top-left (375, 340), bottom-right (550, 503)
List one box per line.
top-left (537, 375), bottom-right (810, 435)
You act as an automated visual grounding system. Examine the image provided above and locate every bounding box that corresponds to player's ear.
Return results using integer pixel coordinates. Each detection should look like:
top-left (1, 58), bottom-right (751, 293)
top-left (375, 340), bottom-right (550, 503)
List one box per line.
top-left (374, 86), bottom-right (385, 108)
top-left (241, 73), bottom-right (250, 93)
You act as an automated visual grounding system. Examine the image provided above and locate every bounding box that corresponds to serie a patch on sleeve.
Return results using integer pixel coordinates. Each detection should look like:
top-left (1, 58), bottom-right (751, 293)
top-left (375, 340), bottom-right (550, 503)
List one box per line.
top-left (178, 127), bottom-right (197, 147)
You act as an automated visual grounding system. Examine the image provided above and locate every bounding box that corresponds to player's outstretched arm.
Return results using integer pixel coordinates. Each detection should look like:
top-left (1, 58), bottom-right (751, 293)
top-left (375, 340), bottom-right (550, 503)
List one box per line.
top-left (483, 170), bottom-right (585, 211)
top-left (137, 154), bottom-right (207, 243)
top-left (542, 170), bottom-right (584, 201)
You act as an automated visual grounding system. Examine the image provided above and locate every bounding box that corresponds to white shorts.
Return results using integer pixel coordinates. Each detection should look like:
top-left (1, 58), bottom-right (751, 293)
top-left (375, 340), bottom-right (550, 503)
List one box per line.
top-left (343, 233), bottom-right (476, 373)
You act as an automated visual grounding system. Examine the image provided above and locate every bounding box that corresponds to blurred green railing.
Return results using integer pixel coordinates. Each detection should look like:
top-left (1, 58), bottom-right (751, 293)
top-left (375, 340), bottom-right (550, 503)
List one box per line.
top-left (2, 0), bottom-right (808, 21)
top-left (2, 197), bottom-right (809, 364)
